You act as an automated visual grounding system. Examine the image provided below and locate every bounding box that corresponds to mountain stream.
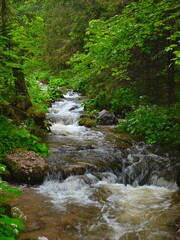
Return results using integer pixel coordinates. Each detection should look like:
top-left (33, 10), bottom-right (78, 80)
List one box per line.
top-left (15, 92), bottom-right (179, 240)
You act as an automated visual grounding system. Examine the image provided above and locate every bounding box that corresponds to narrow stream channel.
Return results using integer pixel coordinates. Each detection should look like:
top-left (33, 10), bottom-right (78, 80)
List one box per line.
top-left (16, 91), bottom-right (179, 240)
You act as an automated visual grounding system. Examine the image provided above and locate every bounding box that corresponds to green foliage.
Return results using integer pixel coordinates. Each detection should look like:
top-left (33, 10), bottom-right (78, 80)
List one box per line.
top-left (0, 115), bottom-right (50, 159)
top-left (0, 213), bottom-right (24, 240)
top-left (85, 88), bottom-right (109, 110)
top-left (110, 88), bottom-right (139, 115)
top-left (47, 77), bottom-right (68, 101)
top-left (67, 0), bottom-right (179, 106)
top-left (119, 105), bottom-right (180, 147)
top-left (29, 142), bottom-right (50, 158)
top-left (11, 1), bottom-right (46, 73)
top-left (0, 169), bottom-right (24, 240)
top-left (35, 71), bottom-right (52, 82)
top-left (0, 183), bottom-right (21, 196)
top-left (43, 0), bottom-right (127, 71)
top-left (27, 76), bottom-right (49, 112)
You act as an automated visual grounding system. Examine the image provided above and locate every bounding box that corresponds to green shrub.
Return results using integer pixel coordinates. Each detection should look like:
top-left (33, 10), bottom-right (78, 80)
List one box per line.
top-left (0, 114), bottom-right (50, 239)
top-left (27, 76), bottom-right (49, 112)
top-left (110, 88), bottom-right (139, 115)
top-left (0, 166), bottom-right (24, 240)
top-left (35, 71), bottom-right (51, 82)
top-left (0, 115), bottom-right (50, 159)
top-left (0, 213), bottom-right (24, 240)
top-left (119, 105), bottom-right (180, 147)
top-left (47, 77), bottom-right (68, 101)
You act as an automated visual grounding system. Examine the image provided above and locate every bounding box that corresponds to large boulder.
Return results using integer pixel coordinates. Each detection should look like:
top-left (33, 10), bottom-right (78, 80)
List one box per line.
top-left (5, 150), bottom-right (50, 184)
top-left (97, 110), bottom-right (116, 125)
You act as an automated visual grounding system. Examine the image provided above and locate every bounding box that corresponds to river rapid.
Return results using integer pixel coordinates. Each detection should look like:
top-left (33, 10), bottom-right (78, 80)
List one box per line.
top-left (15, 91), bottom-right (180, 240)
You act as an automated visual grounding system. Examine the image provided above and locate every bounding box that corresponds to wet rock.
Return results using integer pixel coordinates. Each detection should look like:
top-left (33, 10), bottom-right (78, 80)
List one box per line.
top-left (97, 110), bottom-right (116, 125)
top-left (176, 167), bottom-right (180, 188)
top-left (69, 105), bottom-right (79, 111)
top-left (62, 162), bottom-right (99, 178)
top-left (173, 229), bottom-right (180, 240)
top-left (80, 114), bottom-right (96, 119)
top-left (5, 150), bottom-right (50, 184)
top-left (116, 141), bottom-right (132, 149)
top-left (60, 216), bottom-right (78, 231)
top-left (76, 144), bottom-right (95, 150)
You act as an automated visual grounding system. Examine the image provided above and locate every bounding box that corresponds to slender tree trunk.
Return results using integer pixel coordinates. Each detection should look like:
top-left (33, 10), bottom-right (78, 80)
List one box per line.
top-left (167, 50), bottom-right (175, 105)
top-left (1, 0), bottom-right (7, 38)
top-left (167, 30), bottom-right (175, 105)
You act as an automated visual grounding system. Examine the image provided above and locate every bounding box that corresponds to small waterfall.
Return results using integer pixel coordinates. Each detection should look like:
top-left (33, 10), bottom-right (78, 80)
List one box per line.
top-left (118, 144), bottom-right (179, 188)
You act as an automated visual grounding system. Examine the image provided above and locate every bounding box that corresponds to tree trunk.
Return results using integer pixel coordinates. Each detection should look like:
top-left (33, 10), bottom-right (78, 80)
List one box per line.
top-left (13, 67), bottom-right (32, 112)
top-left (1, 0), bottom-right (7, 37)
top-left (167, 50), bottom-right (175, 105)
top-left (167, 30), bottom-right (175, 105)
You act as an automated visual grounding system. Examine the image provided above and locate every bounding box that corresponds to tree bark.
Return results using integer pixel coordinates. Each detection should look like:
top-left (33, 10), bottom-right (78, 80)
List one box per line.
top-left (1, 0), bottom-right (7, 38)
top-left (167, 50), bottom-right (175, 105)
top-left (13, 67), bottom-right (32, 111)
top-left (167, 30), bottom-right (175, 105)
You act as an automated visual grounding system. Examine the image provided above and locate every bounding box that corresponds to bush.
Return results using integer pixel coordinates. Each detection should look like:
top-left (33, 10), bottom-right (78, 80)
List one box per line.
top-left (110, 88), bottom-right (139, 116)
top-left (27, 76), bottom-right (49, 112)
top-left (119, 105), bottom-right (180, 147)
top-left (0, 212), bottom-right (24, 240)
top-left (47, 77), bottom-right (68, 101)
top-left (0, 115), bottom-right (50, 159)
top-left (35, 71), bottom-right (51, 82)
top-left (0, 166), bottom-right (24, 240)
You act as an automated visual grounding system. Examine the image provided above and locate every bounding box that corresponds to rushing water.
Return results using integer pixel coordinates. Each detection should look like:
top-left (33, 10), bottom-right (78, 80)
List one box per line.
top-left (16, 91), bottom-right (180, 240)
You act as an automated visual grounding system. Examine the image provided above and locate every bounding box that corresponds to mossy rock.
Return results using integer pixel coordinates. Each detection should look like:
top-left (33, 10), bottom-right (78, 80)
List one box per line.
top-left (79, 117), bottom-right (97, 128)
top-left (5, 151), bottom-right (50, 184)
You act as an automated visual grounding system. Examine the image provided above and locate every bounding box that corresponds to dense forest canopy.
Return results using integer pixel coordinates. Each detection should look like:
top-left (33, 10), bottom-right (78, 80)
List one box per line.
top-left (0, 0), bottom-right (179, 238)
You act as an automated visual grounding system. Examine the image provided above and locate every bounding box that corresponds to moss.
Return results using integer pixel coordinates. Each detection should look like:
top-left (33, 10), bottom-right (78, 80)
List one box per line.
top-left (30, 125), bottom-right (48, 138)
top-left (27, 106), bottom-right (46, 121)
top-left (79, 117), bottom-right (97, 128)
top-left (0, 100), bottom-right (15, 117)
top-left (26, 106), bottom-right (48, 133)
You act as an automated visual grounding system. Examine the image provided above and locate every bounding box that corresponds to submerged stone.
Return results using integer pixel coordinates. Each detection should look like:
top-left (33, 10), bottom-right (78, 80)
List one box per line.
top-left (62, 162), bottom-right (101, 179)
